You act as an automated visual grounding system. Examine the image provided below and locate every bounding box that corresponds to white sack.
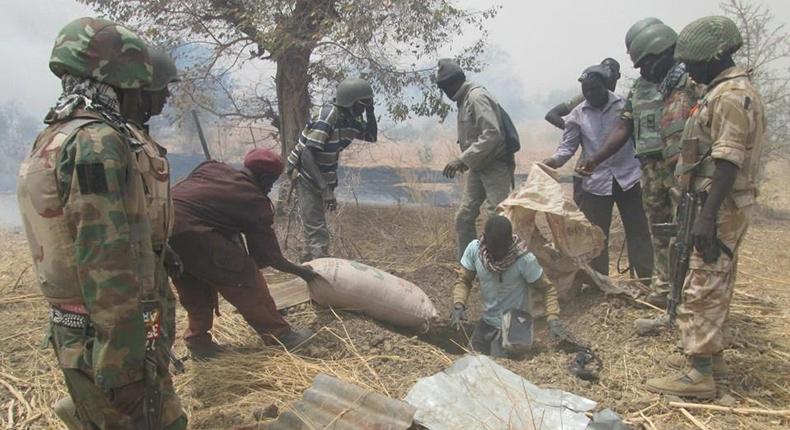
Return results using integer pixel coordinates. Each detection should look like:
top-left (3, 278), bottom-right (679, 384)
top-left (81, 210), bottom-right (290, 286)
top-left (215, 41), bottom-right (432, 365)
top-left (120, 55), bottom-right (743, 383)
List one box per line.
top-left (306, 258), bottom-right (439, 331)
top-left (500, 163), bottom-right (639, 298)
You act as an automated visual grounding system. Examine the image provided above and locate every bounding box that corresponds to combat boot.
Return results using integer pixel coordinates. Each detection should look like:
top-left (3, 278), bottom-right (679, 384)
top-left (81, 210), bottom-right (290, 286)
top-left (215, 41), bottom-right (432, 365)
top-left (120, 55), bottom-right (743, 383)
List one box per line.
top-left (187, 339), bottom-right (225, 361)
top-left (644, 291), bottom-right (668, 308)
top-left (54, 397), bottom-right (81, 430)
top-left (634, 314), bottom-right (670, 336)
top-left (667, 353), bottom-right (728, 382)
top-left (645, 368), bottom-right (716, 400)
top-left (277, 327), bottom-right (314, 351)
top-left (712, 352), bottom-right (729, 392)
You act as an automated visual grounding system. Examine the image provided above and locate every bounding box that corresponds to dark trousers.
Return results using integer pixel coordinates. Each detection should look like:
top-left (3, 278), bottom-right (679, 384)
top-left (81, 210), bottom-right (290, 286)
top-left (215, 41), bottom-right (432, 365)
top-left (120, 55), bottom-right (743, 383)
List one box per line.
top-left (173, 270), bottom-right (290, 346)
top-left (579, 180), bottom-right (653, 279)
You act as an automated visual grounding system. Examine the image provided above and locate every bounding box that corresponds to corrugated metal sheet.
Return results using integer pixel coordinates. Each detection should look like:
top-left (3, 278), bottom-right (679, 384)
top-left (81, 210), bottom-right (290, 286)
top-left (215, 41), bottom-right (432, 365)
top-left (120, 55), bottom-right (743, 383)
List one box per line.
top-left (265, 374), bottom-right (416, 430)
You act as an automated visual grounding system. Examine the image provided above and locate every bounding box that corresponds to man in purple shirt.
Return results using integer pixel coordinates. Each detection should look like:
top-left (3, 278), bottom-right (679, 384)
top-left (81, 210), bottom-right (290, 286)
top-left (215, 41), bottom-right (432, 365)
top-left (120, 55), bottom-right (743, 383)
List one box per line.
top-left (544, 65), bottom-right (653, 279)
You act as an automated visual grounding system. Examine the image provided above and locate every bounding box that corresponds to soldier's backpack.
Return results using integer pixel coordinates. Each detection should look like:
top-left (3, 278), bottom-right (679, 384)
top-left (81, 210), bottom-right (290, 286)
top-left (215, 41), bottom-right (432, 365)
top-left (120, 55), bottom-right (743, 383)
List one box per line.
top-left (499, 105), bottom-right (520, 155)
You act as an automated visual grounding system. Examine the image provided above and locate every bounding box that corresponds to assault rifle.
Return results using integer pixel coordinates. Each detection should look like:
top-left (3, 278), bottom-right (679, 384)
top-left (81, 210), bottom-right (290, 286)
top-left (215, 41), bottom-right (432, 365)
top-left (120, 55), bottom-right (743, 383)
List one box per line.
top-left (652, 191), bottom-right (704, 324)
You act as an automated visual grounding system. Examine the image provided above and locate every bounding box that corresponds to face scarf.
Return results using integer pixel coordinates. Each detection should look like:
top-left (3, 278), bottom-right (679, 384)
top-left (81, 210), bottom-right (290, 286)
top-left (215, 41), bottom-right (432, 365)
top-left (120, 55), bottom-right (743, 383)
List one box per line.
top-left (479, 234), bottom-right (530, 281)
top-left (658, 62), bottom-right (687, 98)
top-left (45, 74), bottom-right (125, 127)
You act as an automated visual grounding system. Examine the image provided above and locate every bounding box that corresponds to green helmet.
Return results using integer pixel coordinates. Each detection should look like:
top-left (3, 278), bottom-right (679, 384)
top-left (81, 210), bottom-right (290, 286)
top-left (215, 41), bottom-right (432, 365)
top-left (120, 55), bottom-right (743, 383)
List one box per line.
top-left (675, 16), bottom-right (743, 62)
top-left (147, 48), bottom-right (180, 92)
top-left (49, 17), bottom-right (152, 89)
top-left (625, 17), bottom-right (663, 50)
top-left (628, 23), bottom-right (678, 67)
top-left (335, 78), bottom-right (373, 108)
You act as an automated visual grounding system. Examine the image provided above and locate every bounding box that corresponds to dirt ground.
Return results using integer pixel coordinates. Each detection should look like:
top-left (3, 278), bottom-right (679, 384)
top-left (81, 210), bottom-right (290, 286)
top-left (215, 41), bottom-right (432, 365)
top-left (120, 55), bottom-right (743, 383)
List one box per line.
top-left (1, 192), bottom-right (789, 429)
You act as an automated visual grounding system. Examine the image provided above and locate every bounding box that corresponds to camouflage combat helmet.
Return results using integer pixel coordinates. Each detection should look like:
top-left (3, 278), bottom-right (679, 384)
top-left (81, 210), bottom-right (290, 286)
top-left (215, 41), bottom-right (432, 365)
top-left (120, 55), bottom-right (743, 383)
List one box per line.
top-left (49, 17), bottom-right (152, 89)
top-left (628, 23), bottom-right (678, 67)
top-left (335, 78), bottom-right (373, 108)
top-left (675, 16), bottom-right (743, 62)
top-left (625, 17), bottom-right (663, 50)
top-left (147, 48), bottom-right (180, 92)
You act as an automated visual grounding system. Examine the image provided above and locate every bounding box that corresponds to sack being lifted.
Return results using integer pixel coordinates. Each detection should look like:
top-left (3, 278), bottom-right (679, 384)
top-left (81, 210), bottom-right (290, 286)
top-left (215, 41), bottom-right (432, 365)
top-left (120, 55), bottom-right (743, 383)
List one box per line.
top-left (306, 258), bottom-right (439, 332)
top-left (499, 163), bottom-right (639, 301)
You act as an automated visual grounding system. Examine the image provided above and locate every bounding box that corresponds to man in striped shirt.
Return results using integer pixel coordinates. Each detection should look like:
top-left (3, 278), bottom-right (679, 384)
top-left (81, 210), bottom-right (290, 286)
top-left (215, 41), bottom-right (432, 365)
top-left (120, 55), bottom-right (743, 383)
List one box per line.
top-left (287, 78), bottom-right (377, 261)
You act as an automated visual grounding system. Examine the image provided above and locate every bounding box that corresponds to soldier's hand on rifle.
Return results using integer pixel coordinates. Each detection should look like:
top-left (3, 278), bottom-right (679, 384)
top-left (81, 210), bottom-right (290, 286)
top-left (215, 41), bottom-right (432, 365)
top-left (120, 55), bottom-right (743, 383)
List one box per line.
top-left (108, 380), bottom-right (145, 415)
top-left (449, 303), bottom-right (467, 330)
top-left (321, 188), bottom-right (337, 211)
top-left (443, 158), bottom-right (467, 178)
top-left (691, 215), bottom-right (716, 258)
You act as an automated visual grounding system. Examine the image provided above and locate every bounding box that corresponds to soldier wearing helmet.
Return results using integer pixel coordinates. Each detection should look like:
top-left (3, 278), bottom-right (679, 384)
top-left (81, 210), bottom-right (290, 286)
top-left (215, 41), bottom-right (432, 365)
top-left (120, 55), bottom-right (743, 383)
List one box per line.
top-left (645, 15), bottom-right (765, 400)
top-left (579, 18), bottom-right (703, 309)
top-left (437, 58), bottom-right (514, 260)
top-left (286, 78), bottom-right (377, 261)
top-left (16, 17), bottom-right (186, 429)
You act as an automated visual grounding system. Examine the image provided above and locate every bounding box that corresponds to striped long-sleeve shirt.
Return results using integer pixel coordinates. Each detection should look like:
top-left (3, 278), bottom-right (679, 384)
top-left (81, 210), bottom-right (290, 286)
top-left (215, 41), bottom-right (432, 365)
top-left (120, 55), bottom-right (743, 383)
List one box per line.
top-left (287, 103), bottom-right (376, 189)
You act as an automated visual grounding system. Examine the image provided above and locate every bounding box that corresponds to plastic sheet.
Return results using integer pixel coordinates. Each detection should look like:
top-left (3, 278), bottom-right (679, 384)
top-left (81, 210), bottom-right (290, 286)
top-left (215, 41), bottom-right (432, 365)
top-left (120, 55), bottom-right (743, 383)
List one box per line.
top-left (404, 355), bottom-right (597, 430)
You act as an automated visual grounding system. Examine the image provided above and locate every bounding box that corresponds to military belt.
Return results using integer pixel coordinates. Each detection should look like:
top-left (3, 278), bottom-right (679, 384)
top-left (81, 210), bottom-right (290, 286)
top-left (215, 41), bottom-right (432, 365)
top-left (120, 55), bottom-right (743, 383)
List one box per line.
top-left (51, 307), bottom-right (90, 329)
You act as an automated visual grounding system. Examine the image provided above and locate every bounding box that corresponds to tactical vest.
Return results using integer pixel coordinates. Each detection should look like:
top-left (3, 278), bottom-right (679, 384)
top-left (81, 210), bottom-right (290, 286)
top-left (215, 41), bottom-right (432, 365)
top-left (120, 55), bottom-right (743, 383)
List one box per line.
top-left (17, 112), bottom-right (155, 304)
top-left (17, 116), bottom-right (102, 303)
top-left (128, 125), bottom-right (173, 250)
top-left (631, 78), bottom-right (664, 157)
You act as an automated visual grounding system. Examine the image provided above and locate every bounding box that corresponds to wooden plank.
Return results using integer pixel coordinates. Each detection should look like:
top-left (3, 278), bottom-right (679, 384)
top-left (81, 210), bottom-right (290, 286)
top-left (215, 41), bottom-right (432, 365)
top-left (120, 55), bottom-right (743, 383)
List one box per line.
top-left (268, 278), bottom-right (310, 310)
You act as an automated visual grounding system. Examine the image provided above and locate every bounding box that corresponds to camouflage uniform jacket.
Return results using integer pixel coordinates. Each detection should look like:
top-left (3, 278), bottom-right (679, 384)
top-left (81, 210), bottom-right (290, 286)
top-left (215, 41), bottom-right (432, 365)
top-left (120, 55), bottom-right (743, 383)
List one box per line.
top-left (17, 109), bottom-right (153, 389)
top-left (676, 66), bottom-right (766, 205)
top-left (622, 65), bottom-right (702, 160)
top-left (452, 81), bottom-right (507, 170)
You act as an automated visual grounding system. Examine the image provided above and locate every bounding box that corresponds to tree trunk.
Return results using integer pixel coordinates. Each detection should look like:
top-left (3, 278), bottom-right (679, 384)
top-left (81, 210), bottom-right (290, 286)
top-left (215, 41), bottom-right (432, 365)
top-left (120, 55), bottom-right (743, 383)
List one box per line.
top-left (275, 46), bottom-right (312, 207)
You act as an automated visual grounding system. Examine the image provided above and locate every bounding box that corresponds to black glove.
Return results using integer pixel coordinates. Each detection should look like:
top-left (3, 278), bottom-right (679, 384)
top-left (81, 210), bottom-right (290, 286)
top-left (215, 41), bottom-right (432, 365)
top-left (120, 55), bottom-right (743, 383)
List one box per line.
top-left (548, 319), bottom-right (570, 343)
top-left (163, 245), bottom-right (184, 280)
top-left (449, 303), bottom-right (467, 330)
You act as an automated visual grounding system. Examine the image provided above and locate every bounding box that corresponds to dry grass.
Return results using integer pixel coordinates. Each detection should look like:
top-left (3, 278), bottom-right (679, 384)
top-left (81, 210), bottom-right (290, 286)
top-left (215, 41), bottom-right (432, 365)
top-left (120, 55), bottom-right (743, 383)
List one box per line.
top-left (1, 198), bottom-right (790, 429)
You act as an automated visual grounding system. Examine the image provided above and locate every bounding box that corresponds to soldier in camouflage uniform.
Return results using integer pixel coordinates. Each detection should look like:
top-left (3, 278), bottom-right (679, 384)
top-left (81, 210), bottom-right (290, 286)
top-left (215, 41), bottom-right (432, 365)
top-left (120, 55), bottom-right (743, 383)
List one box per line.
top-left (580, 18), bottom-right (702, 305)
top-left (16, 17), bottom-right (186, 429)
top-left (645, 16), bottom-right (765, 400)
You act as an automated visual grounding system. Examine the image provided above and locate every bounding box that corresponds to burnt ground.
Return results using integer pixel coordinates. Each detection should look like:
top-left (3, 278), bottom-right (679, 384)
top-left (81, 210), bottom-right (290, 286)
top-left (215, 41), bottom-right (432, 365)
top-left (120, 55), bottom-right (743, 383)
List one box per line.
top-left (1, 202), bottom-right (789, 429)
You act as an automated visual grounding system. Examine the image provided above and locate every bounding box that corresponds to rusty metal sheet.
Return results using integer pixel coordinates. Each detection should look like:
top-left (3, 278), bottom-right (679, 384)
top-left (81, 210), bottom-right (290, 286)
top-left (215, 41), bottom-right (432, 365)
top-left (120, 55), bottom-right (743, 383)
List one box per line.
top-left (265, 374), bottom-right (416, 430)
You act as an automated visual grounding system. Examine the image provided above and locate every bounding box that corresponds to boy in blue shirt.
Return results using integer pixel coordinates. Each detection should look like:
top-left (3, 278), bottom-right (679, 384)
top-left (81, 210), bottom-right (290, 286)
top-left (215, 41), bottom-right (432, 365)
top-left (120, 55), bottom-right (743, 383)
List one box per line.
top-left (451, 216), bottom-right (565, 357)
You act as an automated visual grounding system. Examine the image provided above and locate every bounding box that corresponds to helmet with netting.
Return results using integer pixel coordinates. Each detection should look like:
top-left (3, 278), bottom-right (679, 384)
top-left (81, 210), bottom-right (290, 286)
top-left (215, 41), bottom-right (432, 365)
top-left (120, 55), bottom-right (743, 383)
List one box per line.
top-left (675, 16), bottom-right (743, 62)
top-left (49, 17), bottom-right (152, 89)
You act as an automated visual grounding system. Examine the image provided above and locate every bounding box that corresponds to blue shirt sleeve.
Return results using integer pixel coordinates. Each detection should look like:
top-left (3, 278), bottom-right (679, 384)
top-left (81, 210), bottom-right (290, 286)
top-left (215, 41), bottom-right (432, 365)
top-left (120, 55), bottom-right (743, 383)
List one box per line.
top-left (519, 252), bottom-right (544, 284)
top-left (460, 240), bottom-right (479, 272)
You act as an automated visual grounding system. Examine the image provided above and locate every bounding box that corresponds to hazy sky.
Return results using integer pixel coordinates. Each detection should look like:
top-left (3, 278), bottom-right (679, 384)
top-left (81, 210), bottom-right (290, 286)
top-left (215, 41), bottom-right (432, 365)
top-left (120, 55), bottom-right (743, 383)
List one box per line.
top-left (1, 0), bottom-right (788, 117)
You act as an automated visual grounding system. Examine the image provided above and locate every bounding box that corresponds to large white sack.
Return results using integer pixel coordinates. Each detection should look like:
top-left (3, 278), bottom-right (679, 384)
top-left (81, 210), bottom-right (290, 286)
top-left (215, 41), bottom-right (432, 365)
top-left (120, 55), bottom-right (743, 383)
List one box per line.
top-left (306, 258), bottom-right (439, 331)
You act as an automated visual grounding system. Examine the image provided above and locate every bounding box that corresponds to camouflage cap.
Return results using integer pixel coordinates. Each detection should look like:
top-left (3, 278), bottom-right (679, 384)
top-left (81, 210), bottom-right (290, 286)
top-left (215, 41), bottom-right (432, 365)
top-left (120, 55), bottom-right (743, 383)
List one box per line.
top-left (625, 17), bottom-right (664, 50)
top-left (147, 48), bottom-right (180, 92)
top-left (675, 16), bottom-right (743, 62)
top-left (49, 17), bottom-right (152, 89)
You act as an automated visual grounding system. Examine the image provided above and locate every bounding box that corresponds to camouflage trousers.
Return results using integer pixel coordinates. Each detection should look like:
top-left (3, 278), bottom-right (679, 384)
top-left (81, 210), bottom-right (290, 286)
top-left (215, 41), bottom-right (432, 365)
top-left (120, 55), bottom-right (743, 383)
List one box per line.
top-left (49, 322), bottom-right (186, 430)
top-left (678, 197), bottom-right (751, 356)
top-left (641, 158), bottom-right (679, 294)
